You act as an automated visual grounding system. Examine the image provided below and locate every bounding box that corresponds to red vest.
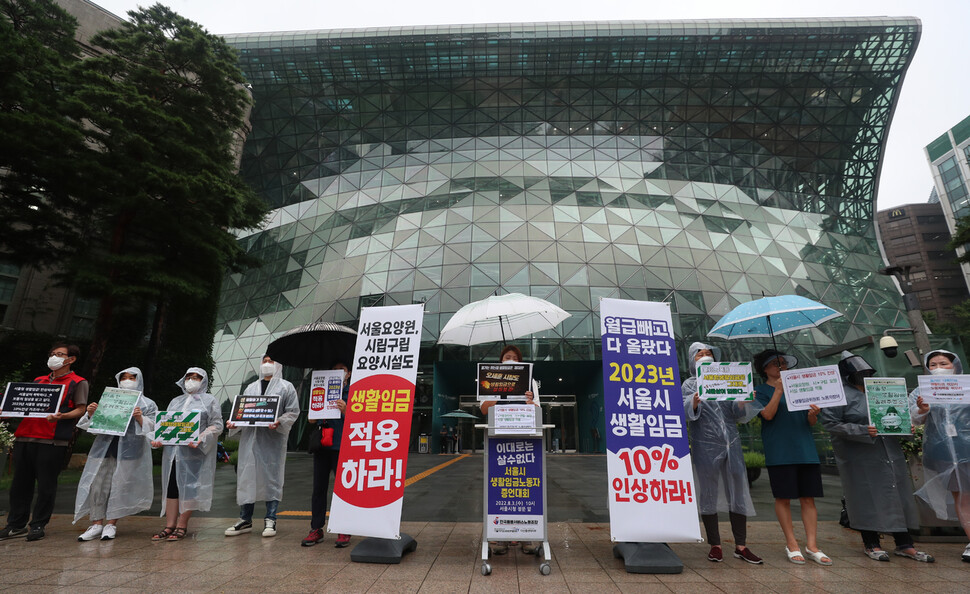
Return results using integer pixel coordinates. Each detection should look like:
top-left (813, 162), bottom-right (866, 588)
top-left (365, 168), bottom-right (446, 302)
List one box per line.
top-left (15, 371), bottom-right (86, 442)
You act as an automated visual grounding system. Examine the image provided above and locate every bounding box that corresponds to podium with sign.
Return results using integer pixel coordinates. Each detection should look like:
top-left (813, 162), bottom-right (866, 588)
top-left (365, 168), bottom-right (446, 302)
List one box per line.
top-left (477, 404), bottom-right (553, 576)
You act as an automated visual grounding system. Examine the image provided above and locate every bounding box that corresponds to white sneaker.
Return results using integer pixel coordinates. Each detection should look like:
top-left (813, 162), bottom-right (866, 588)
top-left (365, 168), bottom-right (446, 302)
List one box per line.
top-left (101, 525), bottom-right (117, 540)
top-left (262, 519), bottom-right (277, 537)
top-left (78, 525), bottom-right (103, 542)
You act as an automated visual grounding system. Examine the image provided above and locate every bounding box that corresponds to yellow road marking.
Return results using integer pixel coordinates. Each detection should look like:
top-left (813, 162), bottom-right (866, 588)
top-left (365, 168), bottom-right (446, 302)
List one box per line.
top-left (275, 454), bottom-right (471, 517)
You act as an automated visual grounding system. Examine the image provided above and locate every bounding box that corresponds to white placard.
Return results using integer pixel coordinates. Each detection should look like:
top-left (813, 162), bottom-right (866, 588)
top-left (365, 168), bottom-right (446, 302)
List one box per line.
top-left (493, 404), bottom-right (537, 434)
top-left (308, 370), bottom-right (345, 420)
top-left (917, 375), bottom-right (970, 404)
top-left (696, 362), bottom-right (754, 401)
top-left (781, 365), bottom-right (847, 411)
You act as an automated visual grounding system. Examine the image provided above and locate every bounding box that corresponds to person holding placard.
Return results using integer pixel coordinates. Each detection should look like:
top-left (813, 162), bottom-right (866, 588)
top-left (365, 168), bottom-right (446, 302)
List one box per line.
top-left (0, 343), bottom-right (89, 542)
top-left (682, 342), bottom-right (763, 564)
top-left (225, 355), bottom-right (299, 538)
top-left (479, 344), bottom-right (540, 556)
top-left (302, 361), bottom-right (351, 548)
top-left (74, 367), bottom-right (158, 541)
top-left (820, 352), bottom-right (932, 562)
top-left (150, 368), bottom-right (223, 542)
top-left (752, 349), bottom-right (830, 566)
top-left (909, 350), bottom-right (970, 561)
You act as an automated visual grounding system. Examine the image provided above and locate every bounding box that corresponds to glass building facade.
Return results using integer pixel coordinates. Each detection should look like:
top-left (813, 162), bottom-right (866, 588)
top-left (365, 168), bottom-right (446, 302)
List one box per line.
top-left (926, 113), bottom-right (970, 293)
top-left (216, 19), bottom-right (920, 450)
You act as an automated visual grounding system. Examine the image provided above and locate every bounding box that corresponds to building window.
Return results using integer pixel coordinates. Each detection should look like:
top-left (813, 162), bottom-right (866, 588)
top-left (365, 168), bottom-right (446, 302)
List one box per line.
top-left (69, 296), bottom-right (99, 338)
top-left (917, 215), bottom-right (944, 225)
top-left (922, 232), bottom-right (948, 243)
top-left (938, 156), bottom-right (970, 217)
top-left (0, 262), bottom-right (20, 323)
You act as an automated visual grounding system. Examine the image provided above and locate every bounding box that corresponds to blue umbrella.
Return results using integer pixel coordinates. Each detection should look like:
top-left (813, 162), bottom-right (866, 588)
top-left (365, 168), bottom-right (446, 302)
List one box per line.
top-left (707, 295), bottom-right (842, 350)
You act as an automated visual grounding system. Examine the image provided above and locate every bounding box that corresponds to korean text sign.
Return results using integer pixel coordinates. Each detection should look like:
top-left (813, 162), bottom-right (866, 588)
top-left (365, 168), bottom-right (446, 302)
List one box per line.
top-left (696, 362), bottom-right (754, 401)
top-left (328, 304), bottom-right (423, 539)
top-left (308, 370), bottom-right (345, 420)
top-left (88, 387), bottom-right (140, 436)
top-left (229, 395), bottom-right (280, 426)
top-left (1, 383), bottom-right (66, 418)
top-left (781, 365), bottom-right (847, 411)
top-left (600, 298), bottom-right (700, 543)
top-left (477, 363), bottom-right (532, 401)
top-left (864, 377), bottom-right (911, 436)
top-left (154, 411), bottom-right (200, 445)
top-left (487, 437), bottom-right (544, 540)
top-left (917, 375), bottom-right (970, 404)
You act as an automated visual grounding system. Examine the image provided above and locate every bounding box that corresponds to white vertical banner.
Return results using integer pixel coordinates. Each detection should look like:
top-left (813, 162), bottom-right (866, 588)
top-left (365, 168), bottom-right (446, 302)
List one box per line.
top-left (327, 304), bottom-right (423, 539)
top-left (600, 298), bottom-right (701, 543)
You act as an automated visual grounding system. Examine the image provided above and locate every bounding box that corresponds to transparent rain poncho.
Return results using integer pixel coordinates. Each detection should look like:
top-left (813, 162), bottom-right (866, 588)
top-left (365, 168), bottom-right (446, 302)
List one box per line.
top-left (74, 367), bottom-right (158, 523)
top-left (819, 352), bottom-right (918, 532)
top-left (909, 350), bottom-right (970, 521)
top-left (159, 367), bottom-right (224, 514)
top-left (230, 361), bottom-right (300, 505)
top-left (682, 342), bottom-right (761, 516)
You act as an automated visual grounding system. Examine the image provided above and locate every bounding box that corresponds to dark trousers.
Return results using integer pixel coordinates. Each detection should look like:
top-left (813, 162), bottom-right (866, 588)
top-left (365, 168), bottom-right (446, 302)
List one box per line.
top-left (311, 449), bottom-right (339, 531)
top-left (8, 441), bottom-right (67, 529)
top-left (701, 512), bottom-right (747, 547)
top-left (861, 530), bottom-right (914, 550)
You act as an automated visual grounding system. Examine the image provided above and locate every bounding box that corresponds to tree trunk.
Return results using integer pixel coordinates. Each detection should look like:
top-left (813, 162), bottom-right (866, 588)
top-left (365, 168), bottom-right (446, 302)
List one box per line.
top-left (143, 297), bottom-right (168, 388)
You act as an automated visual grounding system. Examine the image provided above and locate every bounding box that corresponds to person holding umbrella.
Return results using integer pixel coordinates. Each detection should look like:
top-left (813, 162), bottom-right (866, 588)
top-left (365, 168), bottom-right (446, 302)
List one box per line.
top-left (820, 352), bottom-right (932, 562)
top-left (682, 342), bottom-right (763, 564)
top-left (752, 349), bottom-right (830, 566)
top-left (909, 349), bottom-right (970, 562)
top-left (302, 361), bottom-right (351, 548)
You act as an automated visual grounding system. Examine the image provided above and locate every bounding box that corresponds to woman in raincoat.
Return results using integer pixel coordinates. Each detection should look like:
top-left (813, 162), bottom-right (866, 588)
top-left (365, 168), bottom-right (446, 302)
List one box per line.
top-left (753, 349), bottom-right (830, 566)
top-left (150, 367), bottom-right (223, 541)
top-left (74, 367), bottom-right (157, 541)
top-left (910, 349), bottom-right (970, 561)
top-left (224, 355), bottom-right (299, 538)
top-left (820, 352), bottom-right (932, 562)
top-left (682, 342), bottom-right (762, 564)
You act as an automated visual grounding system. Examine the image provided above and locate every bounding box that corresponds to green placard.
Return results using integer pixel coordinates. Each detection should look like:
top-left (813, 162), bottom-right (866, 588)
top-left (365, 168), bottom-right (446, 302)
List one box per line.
top-left (864, 377), bottom-right (911, 436)
top-left (88, 387), bottom-right (140, 436)
top-left (154, 410), bottom-right (201, 445)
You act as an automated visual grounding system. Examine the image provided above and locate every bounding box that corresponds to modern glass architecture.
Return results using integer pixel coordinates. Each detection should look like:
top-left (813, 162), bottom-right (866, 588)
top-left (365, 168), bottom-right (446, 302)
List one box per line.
top-left (925, 114), bottom-right (970, 292)
top-left (216, 19), bottom-right (920, 451)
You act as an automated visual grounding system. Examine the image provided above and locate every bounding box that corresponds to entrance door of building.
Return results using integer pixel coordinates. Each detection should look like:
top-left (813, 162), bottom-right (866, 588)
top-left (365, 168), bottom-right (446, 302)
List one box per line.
top-left (458, 394), bottom-right (578, 453)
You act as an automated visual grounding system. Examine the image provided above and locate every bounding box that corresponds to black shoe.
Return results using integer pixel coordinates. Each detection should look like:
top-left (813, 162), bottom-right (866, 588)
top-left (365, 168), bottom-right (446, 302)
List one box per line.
top-left (25, 526), bottom-right (45, 542)
top-left (0, 526), bottom-right (27, 540)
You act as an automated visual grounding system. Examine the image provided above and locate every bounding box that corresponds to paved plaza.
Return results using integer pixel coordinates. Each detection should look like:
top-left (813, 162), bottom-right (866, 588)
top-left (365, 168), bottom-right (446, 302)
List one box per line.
top-left (0, 452), bottom-right (965, 592)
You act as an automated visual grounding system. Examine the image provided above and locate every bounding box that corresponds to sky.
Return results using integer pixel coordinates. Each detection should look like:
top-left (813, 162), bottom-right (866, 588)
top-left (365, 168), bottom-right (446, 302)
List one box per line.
top-left (90, 0), bottom-right (970, 211)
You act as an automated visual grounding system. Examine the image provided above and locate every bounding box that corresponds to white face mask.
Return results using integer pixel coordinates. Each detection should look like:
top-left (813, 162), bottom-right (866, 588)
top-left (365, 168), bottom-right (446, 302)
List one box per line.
top-left (183, 379), bottom-right (202, 393)
top-left (47, 356), bottom-right (67, 371)
top-left (695, 356), bottom-right (714, 364)
top-left (119, 379), bottom-right (138, 390)
top-left (260, 363), bottom-right (276, 377)
top-left (929, 367), bottom-right (955, 376)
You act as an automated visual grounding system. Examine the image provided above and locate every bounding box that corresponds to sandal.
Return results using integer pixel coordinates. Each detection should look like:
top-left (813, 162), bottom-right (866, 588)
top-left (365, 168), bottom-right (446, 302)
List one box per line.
top-left (894, 548), bottom-right (934, 563)
top-left (167, 527), bottom-right (187, 541)
top-left (864, 547), bottom-right (890, 562)
top-left (786, 546), bottom-right (805, 564)
top-left (805, 548), bottom-right (832, 566)
top-left (152, 526), bottom-right (176, 541)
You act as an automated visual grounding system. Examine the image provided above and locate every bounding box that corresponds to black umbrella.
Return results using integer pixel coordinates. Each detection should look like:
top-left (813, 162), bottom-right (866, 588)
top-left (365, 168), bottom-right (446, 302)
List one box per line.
top-left (265, 321), bottom-right (358, 369)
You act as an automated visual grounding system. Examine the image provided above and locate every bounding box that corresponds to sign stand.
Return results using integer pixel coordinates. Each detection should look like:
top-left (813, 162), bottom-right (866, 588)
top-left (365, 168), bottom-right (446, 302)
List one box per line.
top-left (613, 542), bottom-right (683, 574)
top-left (477, 407), bottom-right (554, 576)
top-left (350, 535), bottom-right (417, 564)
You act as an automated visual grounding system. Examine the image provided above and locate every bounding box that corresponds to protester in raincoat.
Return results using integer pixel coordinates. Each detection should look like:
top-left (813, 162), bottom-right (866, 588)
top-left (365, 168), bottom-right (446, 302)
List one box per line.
top-left (150, 367), bottom-right (223, 541)
top-left (224, 355), bottom-right (299, 538)
top-left (909, 349), bottom-right (970, 561)
top-left (74, 367), bottom-right (157, 541)
top-left (820, 352), bottom-right (932, 562)
top-left (682, 342), bottom-right (763, 564)
top-left (753, 349), bottom-right (831, 566)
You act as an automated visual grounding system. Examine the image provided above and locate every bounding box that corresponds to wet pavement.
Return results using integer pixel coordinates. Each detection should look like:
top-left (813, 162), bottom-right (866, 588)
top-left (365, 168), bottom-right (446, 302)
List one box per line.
top-left (0, 452), bottom-right (964, 592)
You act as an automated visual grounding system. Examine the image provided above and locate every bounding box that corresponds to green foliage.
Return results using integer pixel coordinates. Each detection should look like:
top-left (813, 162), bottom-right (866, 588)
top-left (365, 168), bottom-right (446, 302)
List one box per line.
top-left (222, 438), bottom-right (239, 452)
top-left (900, 425), bottom-right (924, 460)
top-left (743, 451), bottom-right (765, 468)
top-left (73, 431), bottom-right (96, 454)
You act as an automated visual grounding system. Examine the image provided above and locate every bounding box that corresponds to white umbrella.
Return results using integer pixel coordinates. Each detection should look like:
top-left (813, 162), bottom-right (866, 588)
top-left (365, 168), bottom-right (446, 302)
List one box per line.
top-left (437, 293), bottom-right (571, 346)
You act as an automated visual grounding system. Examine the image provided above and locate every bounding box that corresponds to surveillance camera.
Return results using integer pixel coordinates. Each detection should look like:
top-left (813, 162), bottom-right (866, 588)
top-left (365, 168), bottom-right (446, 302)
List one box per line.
top-left (879, 335), bottom-right (898, 358)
